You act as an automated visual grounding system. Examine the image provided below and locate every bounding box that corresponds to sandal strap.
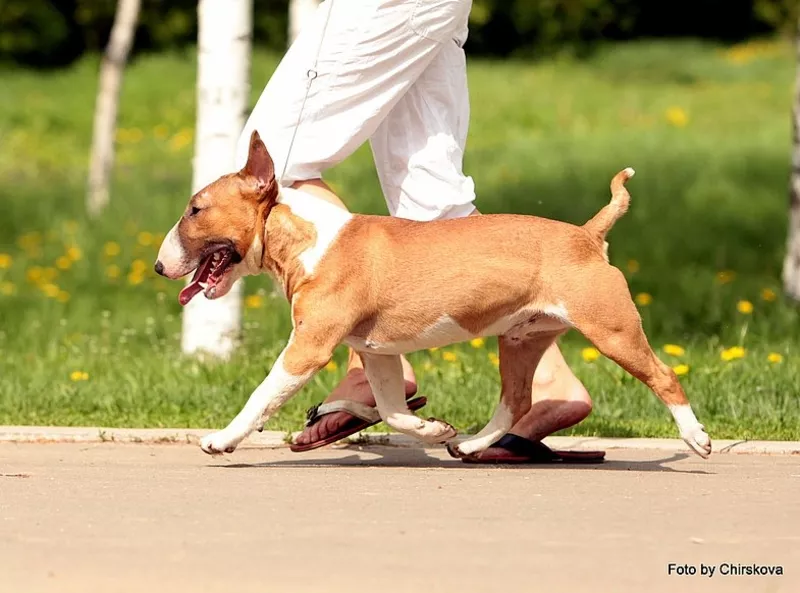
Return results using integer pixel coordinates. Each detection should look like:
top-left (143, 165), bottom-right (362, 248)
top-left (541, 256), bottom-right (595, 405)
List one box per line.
top-left (305, 400), bottom-right (381, 427)
top-left (490, 434), bottom-right (561, 460)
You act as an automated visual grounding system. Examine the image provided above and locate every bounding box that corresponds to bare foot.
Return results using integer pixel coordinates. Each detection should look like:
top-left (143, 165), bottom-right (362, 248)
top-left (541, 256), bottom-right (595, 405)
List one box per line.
top-left (293, 361), bottom-right (417, 448)
top-left (475, 342), bottom-right (594, 461)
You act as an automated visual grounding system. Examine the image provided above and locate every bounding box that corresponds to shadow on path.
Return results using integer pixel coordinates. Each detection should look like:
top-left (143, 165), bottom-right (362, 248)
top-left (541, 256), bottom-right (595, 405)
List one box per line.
top-left (211, 446), bottom-right (712, 475)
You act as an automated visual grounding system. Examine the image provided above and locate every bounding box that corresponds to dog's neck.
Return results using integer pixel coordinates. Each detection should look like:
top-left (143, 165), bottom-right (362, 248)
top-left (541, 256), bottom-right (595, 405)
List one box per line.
top-left (259, 186), bottom-right (353, 299)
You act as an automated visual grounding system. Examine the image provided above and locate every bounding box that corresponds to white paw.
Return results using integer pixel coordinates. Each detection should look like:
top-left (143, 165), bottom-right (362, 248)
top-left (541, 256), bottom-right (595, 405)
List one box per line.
top-left (681, 424), bottom-right (711, 459)
top-left (449, 438), bottom-right (488, 458)
top-left (200, 431), bottom-right (242, 456)
top-left (446, 442), bottom-right (475, 459)
top-left (420, 418), bottom-right (458, 445)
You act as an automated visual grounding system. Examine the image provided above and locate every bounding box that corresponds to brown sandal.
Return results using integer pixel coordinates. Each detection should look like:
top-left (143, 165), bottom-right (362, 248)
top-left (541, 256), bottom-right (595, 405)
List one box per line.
top-left (289, 395), bottom-right (427, 453)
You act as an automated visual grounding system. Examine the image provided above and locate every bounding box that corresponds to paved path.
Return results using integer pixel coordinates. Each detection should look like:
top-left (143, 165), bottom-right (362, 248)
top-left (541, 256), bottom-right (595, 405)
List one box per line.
top-left (1, 443), bottom-right (798, 593)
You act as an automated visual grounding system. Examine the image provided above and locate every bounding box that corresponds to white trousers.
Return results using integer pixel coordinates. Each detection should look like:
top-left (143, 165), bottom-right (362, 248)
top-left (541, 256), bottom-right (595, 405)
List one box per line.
top-left (236, 0), bottom-right (476, 221)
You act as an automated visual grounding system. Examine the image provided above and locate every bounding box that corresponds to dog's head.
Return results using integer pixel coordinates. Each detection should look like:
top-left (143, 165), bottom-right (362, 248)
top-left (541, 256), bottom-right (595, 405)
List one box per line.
top-left (155, 130), bottom-right (278, 305)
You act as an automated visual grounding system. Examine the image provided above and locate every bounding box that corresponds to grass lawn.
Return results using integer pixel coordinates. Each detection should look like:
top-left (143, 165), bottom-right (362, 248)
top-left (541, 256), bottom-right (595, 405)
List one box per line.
top-left (0, 39), bottom-right (798, 440)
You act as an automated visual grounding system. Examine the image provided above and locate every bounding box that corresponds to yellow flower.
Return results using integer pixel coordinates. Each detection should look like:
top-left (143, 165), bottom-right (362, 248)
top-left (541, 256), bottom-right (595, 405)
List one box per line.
top-left (324, 360), bottom-right (338, 372)
top-left (245, 295), bottom-right (263, 309)
top-left (127, 272), bottom-right (144, 286)
top-left (736, 300), bottom-right (753, 314)
top-left (66, 246), bottom-right (82, 261)
top-left (672, 364), bottom-right (690, 376)
top-left (42, 267), bottom-right (58, 282)
top-left (0, 253), bottom-right (12, 269)
top-left (581, 347), bottom-right (600, 362)
top-left (626, 259), bottom-right (640, 274)
top-left (760, 288), bottom-right (777, 302)
top-left (488, 352), bottom-right (499, 367)
top-left (104, 242), bottom-right (121, 257)
top-left (442, 351), bottom-right (458, 363)
top-left (106, 264), bottom-right (121, 279)
top-left (56, 256), bottom-right (72, 270)
top-left (665, 107), bottom-right (688, 127)
top-left (716, 270), bottom-right (736, 284)
top-left (56, 290), bottom-right (70, 303)
top-left (153, 124), bottom-right (169, 139)
top-left (0, 281), bottom-right (16, 295)
top-left (17, 231), bottom-right (42, 251)
top-left (131, 259), bottom-right (147, 274)
top-left (26, 266), bottom-right (44, 283)
top-left (720, 346), bottom-right (746, 362)
top-left (470, 338), bottom-right (485, 348)
top-left (423, 360), bottom-right (434, 371)
top-left (663, 344), bottom-right (685, 357)
top-left (69, 371), bottom-right (89, 382)
top-left (428, 347), bottom-right (440, 353)
top-left (169, 128), bottom-right (194, 152)
top-left (635, 292), bottom-right (652, 306)
top-left (137, 231), bottom-right (153, 247)
top-left (767, 352), bottom-right (783, 364)
top-left (41, 283), bottom-right (60, 298)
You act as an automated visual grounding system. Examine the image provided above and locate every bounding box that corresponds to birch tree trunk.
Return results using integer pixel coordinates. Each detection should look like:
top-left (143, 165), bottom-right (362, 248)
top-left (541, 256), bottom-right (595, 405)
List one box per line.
top-left (86, 0), bottom-right (141, 217)
top-left (289, 0), bottom-right (320, 44)
top-left (181, 0), bottom-right (252, 358)
top-left (784, 17), bottom-right (800, 301)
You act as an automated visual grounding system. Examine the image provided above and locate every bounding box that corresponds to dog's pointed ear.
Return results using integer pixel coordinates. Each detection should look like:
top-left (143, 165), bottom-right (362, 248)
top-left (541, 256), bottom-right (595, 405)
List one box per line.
top-left (242, 130), bottom-right (277, 202)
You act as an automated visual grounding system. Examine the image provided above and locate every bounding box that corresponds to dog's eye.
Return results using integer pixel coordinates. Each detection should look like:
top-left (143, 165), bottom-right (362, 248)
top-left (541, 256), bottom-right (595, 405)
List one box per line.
top-left (189, 206), bottom-right (202, 217)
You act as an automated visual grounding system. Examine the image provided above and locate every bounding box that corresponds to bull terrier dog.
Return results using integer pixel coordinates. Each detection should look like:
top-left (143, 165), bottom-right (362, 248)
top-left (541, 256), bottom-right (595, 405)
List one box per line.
top-left (155, 131), bottom-right (711, 460)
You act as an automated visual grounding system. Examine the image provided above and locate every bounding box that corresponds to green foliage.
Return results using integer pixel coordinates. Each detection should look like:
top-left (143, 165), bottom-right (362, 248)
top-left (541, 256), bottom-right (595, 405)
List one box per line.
top-left (0, 1), bottom-right (797, 67)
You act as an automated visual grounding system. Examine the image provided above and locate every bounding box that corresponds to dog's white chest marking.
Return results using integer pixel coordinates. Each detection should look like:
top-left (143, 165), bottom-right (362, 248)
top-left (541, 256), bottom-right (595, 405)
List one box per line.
top-left (277, 188), bottom-right (353, 276)
top-left (344, 304), bottom-right (572, 355)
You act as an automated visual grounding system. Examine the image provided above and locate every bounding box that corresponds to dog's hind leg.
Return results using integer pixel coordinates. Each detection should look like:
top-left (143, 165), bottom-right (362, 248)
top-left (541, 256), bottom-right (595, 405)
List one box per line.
top-left (569, 265), bottom-right (711, 458)
top-left (361, 353), bottom-right (457, 444)
top-left (449, 331), bottom-right (563, 458)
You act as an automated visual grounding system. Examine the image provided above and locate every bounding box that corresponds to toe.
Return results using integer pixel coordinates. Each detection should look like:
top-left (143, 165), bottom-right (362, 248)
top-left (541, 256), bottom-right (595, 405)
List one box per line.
top-left (294, 412), bottom-right (352, 446)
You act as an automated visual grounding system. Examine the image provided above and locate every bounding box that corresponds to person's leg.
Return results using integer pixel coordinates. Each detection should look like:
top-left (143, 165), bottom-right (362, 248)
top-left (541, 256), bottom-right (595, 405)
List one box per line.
top-left (294, 14), bottom-right (596, 452)
top-left (238, 0), bottom-right (473, 445)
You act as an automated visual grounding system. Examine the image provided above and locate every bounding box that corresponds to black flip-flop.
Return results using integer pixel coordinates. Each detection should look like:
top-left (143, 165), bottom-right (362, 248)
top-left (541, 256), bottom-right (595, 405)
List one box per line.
top-left (460, 434), bottom-right (605, 464)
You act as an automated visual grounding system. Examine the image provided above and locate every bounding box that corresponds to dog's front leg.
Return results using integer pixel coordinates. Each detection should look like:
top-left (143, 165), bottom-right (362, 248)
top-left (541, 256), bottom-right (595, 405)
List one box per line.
top-left (200, 336), bottom-right (331, 455)
top-left (361, 353), bottom-right (457, 445)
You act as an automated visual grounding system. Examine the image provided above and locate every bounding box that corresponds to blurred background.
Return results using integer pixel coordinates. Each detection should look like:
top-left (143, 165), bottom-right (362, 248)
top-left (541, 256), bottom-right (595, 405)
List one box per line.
top-left (1, 0), bottom-right (797, 65)
top-left (0, 1), bottom-right (798, 440)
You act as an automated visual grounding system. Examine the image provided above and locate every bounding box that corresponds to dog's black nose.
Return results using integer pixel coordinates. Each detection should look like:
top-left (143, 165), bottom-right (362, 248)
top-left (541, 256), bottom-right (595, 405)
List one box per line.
top-left (154, 260), bottom-right (165, 276)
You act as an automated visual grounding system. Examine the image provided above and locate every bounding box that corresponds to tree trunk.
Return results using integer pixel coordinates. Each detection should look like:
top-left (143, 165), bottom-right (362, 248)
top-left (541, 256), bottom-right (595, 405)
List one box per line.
top-left (86, 0), bottom-right (141, 218)
top-left (181, 0), bottom-right (252, 359)
top-left (288, 0), bottom-right (320, 45)
top-left (784, 17), bottom-right (800, 301)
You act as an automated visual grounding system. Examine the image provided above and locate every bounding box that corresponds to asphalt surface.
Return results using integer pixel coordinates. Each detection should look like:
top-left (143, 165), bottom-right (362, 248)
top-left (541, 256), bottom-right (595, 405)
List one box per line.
top-left (1, 442), bottom-right (798, 593)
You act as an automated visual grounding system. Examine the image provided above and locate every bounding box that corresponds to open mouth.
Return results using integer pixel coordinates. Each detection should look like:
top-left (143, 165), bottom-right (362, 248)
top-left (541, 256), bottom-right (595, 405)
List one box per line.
top-left (178, 247), bottom-right (239, 306)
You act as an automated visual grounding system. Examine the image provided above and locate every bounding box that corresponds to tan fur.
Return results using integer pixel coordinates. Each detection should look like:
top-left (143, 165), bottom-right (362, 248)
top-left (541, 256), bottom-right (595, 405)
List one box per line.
top-left (159, 132), bottom-right (710, 459)
top-left (262, 204), bottom-right (317, 299)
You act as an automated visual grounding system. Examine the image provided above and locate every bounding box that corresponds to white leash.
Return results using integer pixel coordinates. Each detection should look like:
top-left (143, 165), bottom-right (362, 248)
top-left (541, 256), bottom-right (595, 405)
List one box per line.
top-left (279, 0), bottom-right (336, 182)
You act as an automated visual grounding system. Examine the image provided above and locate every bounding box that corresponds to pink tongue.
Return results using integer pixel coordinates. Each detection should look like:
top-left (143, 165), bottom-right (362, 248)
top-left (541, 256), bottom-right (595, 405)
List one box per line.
top-left (178, 256), bottom-right (214, 306)
top-left (179, 281), bottom-right (204, 306)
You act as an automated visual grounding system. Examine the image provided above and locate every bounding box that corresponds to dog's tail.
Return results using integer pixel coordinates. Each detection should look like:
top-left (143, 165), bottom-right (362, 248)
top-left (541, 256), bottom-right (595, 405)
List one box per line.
top-left (583, 167), bottom-right (635, 243)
